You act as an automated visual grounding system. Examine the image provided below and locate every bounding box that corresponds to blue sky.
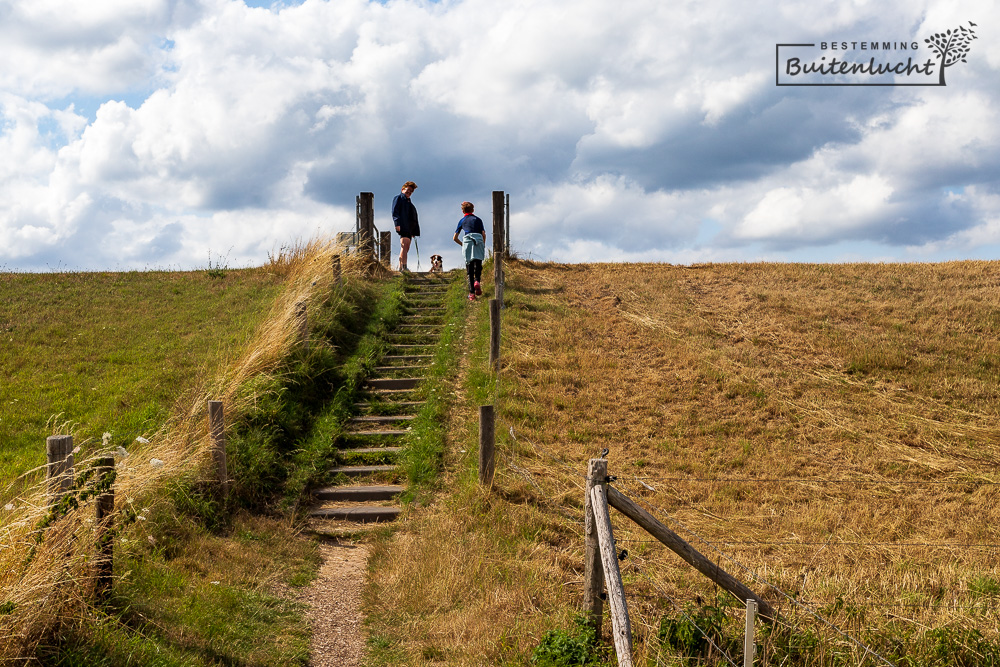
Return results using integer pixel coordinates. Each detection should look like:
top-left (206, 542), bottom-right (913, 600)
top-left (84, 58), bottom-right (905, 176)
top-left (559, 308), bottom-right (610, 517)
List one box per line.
top-left (0, 0), bottom-right (997, 271)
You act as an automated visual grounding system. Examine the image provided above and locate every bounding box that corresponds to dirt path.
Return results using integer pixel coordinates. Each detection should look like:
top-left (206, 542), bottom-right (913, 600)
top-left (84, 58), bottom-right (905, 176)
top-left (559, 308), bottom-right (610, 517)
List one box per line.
top-left (301, 540), bottom-right (370, 666)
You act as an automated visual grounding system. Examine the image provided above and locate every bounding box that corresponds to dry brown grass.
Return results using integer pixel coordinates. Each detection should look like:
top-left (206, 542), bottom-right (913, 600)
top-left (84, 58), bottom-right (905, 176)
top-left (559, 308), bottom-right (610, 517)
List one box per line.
top-left (367, 259), bottom-right (1000, 665)
top-left (0, 238), bottom-right (376, 661)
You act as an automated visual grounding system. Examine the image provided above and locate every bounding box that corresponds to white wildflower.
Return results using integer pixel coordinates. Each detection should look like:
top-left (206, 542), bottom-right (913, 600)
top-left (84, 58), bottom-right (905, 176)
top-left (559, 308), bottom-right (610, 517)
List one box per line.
top-left (150, 458), bottom-right (164, 469)
top-left (72, 446), bottom-right (80, 454)
top-left (102, 432), bottom-right (112, 447)
top-left (211, 581), bottom-right (220, 585)
top-left (136, 436), bottom-right (150, 444)
top-left (3, 503), bottom-right (13, 511)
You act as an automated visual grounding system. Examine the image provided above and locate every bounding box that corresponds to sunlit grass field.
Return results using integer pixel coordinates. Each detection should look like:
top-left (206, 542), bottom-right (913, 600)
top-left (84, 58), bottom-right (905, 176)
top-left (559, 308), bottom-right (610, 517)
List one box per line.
top-left (0, 268), bottom-right (285, 486)
top-left (367, 259), bottom-right (1000, 665)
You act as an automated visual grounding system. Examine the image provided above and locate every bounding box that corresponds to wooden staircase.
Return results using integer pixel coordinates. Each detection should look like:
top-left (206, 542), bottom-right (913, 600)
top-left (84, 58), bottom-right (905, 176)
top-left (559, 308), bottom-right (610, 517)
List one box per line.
top-left (308, 272), bottom-right (451, 526)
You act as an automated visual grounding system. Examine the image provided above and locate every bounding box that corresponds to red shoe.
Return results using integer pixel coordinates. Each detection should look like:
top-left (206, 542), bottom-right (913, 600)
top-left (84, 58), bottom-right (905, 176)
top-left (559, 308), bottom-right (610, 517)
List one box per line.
top-left (474, 281), bottom-right (482, 296)
top-left (468, 293), bottom-right (476, 302)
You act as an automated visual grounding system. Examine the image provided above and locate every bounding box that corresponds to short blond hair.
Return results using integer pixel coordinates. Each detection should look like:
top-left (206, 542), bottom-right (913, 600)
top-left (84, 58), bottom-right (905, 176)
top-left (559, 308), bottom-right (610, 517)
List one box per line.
top-left (461, 201), bottom-right (474, 213)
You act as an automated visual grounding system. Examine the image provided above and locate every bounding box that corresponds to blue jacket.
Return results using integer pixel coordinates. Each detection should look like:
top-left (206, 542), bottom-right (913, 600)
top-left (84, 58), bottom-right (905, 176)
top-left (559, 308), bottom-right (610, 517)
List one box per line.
top-left (455, 214), bottom-right (485, 236)
top-left (391, 193), bottom-right (420, 237)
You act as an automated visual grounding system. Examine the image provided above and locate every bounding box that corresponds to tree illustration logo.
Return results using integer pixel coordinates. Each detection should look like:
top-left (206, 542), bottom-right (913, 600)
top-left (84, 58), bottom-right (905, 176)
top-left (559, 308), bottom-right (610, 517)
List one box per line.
top-left (924, 21), bottom-right (977, 85)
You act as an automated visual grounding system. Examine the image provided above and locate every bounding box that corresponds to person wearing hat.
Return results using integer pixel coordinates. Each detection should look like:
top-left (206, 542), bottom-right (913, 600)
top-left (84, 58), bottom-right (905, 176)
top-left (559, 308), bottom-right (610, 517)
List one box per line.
top-left (453, 201), bottom-right (486, 301)
top-left (391, 181), bottom-right (420, 272)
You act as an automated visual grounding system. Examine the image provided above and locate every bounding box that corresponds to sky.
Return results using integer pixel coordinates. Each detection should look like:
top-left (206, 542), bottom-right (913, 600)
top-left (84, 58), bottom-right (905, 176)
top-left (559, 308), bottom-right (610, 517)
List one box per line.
top-left (0, 0), bottom-right (998, 272)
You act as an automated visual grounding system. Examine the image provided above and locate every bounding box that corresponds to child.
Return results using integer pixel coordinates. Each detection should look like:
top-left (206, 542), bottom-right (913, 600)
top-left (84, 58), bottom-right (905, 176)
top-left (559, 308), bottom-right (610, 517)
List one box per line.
top-left (452, 201), bottom-right (486, 301)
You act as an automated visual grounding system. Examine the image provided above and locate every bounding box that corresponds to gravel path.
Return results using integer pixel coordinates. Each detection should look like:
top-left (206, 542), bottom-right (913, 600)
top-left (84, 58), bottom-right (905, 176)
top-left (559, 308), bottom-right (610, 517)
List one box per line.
top-left (301, 540), bottom-right (370, 666)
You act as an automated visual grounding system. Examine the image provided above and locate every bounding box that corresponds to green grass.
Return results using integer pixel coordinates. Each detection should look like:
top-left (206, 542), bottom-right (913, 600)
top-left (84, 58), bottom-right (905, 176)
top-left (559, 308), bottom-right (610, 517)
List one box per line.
top-left (0, 269), bottom-right (285, 485)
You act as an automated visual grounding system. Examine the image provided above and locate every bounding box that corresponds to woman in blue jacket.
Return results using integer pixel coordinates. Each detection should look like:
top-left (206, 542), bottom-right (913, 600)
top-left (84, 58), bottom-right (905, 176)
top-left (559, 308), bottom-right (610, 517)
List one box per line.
top-left (453, 201), bottom-right (486, 301)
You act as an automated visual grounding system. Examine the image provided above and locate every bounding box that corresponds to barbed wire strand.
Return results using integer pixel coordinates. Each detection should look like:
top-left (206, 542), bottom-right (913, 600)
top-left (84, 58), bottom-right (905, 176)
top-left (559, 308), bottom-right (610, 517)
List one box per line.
top-left (648, 502), bottom-right (899, 667)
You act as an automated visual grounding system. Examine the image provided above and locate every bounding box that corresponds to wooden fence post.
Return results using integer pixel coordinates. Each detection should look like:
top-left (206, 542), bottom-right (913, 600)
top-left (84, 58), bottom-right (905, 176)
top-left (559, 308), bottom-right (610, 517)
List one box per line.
top-left (95, 456), bottom-right (115, 599)
top-left (583, 459), bottom-right (607, 635)
top-left (380, 231), bottom-right (391, 266)
top-left (46, 435), bottom-right (74, 506)
top-left (504, 193), bottom-right (510, 257)
top-left (744, 599), bottom-right (758, 667)
top-left (358, 192), bottom-right (375, 264)
top-left (332, 254), bottom-right (342, 287)
top-left (208, 401), bottom-right (229, 498)
top-left (489, 298), bottom-right (501, 370)
top-left (479, 405), bottom-right (495, 486)
top-left (492, 190), bottom-right (504, 303)
top-left (296, 301), bottom-right (309, 350)
top-left (590, 484), bottom-right (634, 666)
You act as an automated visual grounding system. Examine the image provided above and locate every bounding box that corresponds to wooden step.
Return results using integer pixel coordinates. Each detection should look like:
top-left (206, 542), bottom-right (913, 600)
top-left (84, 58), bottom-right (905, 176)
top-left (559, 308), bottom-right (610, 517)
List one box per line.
top-left (350, 414), bottom-right (416, 424)
top-left (345, 430), bottom-right (409, 437)
top-left (314, 485), bottom-right (404, 501)
top-left (340, 447), bottom-right (403, 456)
top-left (374, 365), bottom-right (429, 374)
top-left (382, 355), bottom-right (433, 362)
top-left (309, 506), bottom-right (401, 523)
top-left (366, 377), bottom-right (424, 390)
top-left (329, 465), bottom-right (398, 477)
top-left (353, 400), bottom-right (425, 411)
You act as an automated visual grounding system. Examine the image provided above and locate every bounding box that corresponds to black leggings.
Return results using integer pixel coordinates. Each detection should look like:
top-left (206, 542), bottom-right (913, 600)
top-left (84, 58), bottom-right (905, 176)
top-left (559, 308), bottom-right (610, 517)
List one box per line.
top-left (466, 259), bottom-right (482, 293)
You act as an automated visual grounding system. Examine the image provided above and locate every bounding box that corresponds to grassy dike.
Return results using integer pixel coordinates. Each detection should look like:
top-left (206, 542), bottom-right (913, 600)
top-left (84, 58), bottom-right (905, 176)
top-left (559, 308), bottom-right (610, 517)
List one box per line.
top-left (1, 247), bottom-right (414, 664)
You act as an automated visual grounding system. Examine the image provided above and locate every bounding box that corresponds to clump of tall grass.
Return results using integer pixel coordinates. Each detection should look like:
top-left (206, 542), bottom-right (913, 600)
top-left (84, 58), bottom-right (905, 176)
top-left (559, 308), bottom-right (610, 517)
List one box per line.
top-left (0, 238), bottom-right (373, 661)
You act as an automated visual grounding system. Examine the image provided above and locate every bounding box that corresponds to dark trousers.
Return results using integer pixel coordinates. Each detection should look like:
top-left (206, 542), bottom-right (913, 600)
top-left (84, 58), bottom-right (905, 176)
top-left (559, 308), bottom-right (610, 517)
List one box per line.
top-left (466, 260), bottom-right (482, 293)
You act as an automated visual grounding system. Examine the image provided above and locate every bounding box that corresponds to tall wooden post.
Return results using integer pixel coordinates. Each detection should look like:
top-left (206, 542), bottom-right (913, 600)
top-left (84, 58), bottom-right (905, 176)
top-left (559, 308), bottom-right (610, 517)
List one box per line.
top-left (208, 401), bottom-right (229, 498)
top-left (744, 599), bottom-right (758, 666)
top-left (379, 231), bottom-right (391, 266)
top-left (46, 435), bottom-right (74, 506)
top-left (95, 456), bottom-right (115, 599)
top-left (591, 484), bottom-right (634, 666)
top-left (492, 191), bottom-right (504, 303)
top-left (504, 193), bottom-right (510, 257)
top-left (489, 298), bottom-right (501, 370)
top-left (358, 192), bottom-right (375, 262)
top-left (583, 459), bottom-right (607, 634)
top-left (332, 254), bottom-right (342, 287)
top-left (479, 405), bottom-right (495, 486)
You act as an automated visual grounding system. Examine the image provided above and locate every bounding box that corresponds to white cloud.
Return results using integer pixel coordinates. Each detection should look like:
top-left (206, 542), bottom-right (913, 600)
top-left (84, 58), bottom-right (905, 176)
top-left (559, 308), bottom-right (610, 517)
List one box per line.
top-left (0, 0), bottom-right (998, 270)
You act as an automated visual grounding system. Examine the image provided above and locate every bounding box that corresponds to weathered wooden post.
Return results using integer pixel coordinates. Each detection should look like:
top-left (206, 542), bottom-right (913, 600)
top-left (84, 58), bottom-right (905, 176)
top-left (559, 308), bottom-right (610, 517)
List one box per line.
top-left (332, 254), bottom-right (342, 287)
top-left (590, 483), bottom-right (634, 666)
top-left (583, 458), bottom-right (607, 634)
top-left (489, 298), bottom-right (501, 370)
top-left (380, 231), bottom-right (391, 266)
top-left (95, 456), bottom-right (115, 598)
top-left (208, 401), bottom-right (229, 498)
top-left (46, 435), bottom-right (74, 506)
top-left (357, 192), bottom-right (375, 264)
top-left (479, 405), bottom-right (495, 486)
top-left (504, 193), bottom-right (510, 257)
top-left (744, 599), bottom-right (758, 666)
top-left (492, 190), bottom-right (505, 303)
top-left (295, 301), bottom-right (308, 350)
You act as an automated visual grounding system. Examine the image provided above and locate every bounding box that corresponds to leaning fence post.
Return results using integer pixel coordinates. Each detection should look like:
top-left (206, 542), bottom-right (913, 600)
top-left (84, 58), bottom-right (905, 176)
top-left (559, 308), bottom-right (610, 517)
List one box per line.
top-left (744, 599), bottom-right (758, 667)
top-left (479, 405), bottom-right (495, 486)
top-left (46, 435), bottom-right (74, 506)
top-left (489, 298), bottom-right (501, 370)
top-left (208, 401), bottom-right (229, 498)
top-left (590, 483), bottom-right (634, 666)
top-left (95, 456), bottom-right (115, 599)
top-left (583, 458), bottom-right (608, 635)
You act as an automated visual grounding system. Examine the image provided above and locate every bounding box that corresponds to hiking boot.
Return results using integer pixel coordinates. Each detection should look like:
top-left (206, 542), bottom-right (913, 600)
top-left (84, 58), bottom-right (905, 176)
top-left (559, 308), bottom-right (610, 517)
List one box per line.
top-left (468, 293), bottom-right (476, 302)
top-left (474, 281), bottom-right (482, 296)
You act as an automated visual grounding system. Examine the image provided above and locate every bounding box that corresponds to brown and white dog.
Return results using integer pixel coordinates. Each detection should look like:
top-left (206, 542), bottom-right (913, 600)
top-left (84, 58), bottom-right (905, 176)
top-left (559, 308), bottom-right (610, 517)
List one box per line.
top-left (429, 254), bottom-right (443, 273)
